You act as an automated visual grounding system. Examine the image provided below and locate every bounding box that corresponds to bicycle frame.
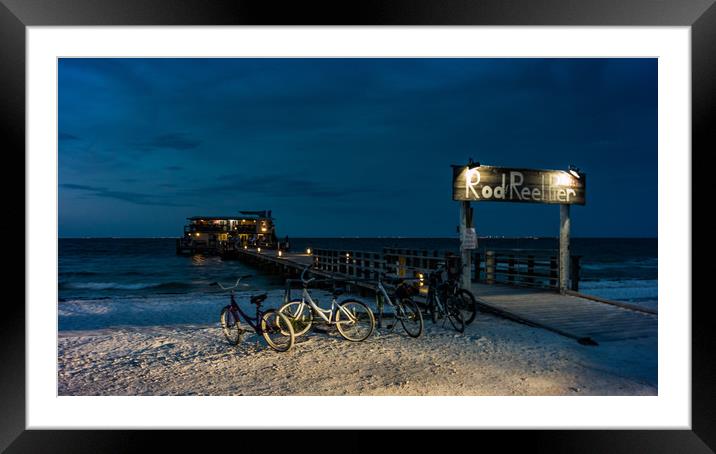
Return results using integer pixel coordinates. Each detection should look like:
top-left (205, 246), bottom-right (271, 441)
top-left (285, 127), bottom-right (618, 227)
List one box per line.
top-left (374, 278), bottom-right (409, 327)
top-left (227, 291), bottom-right (263, 333)
top-left (294, 287), bottom-right (358, 325)
top-left (427, 282), bottom-right (449, 317)
top-left (444, 276), bottom-right (461, 298)
top-left (375, 280), bottom-right (396, 308)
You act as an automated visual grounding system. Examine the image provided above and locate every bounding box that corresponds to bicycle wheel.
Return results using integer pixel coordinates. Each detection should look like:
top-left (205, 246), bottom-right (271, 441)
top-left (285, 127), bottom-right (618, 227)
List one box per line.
top-left (278, 299), bottom-right (314, 337)
top-left (445, 296), bottom-right (465, 333)
top-left (335, 299), bottom-right (375, 342)
top-left (260, 309), bottom-right (295, 352)
top-left (398, 298), bottom-right (423, 338)
top-left (220, 306), bottom-right (242, 345)
top-left (453, 289), bottom-right (477, 325)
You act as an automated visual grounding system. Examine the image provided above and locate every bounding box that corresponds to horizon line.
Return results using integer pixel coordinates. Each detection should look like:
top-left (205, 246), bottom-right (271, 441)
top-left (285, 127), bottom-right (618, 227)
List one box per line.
top-left (57, 235), bottom-right (659, 240)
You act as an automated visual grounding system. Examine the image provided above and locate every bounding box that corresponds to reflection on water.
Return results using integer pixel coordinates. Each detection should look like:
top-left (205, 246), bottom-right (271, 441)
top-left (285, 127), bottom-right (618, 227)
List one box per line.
top-left (191, 254), bottom-right (225, 267)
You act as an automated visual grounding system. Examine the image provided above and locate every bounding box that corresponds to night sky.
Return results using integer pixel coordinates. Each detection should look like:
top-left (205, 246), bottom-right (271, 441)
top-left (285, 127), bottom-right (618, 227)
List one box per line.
top-left (58, 58), bottom-right (657, 238)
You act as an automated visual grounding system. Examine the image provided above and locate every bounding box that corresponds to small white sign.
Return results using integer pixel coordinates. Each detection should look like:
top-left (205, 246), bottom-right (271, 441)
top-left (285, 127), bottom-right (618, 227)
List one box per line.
top-left (461, 227), bottom-right (477, 249)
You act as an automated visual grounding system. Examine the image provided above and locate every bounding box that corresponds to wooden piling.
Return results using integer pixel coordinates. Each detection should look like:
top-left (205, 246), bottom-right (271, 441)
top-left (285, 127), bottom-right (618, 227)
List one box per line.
top-left (459, 200), bottom-right (472, 290)
top-left (485, 250), bottom-right (496, 285)
top-left (527, 255), bottom-right (535, 285)
top-left (550, 256), bottom-right (558, 288)
top-left (559, 204), bottom-right (571, 294)
top-left (473, 252), bottom-right (481, 282)
top-left (507, 254), bottom-right (515, 284)
top-left (570, 255), bottom-right (581, 292)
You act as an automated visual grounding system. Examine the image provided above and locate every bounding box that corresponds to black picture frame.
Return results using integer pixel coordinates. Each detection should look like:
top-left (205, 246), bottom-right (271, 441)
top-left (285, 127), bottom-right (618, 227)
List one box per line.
top-left (3, 0), bottom-right (713, 451)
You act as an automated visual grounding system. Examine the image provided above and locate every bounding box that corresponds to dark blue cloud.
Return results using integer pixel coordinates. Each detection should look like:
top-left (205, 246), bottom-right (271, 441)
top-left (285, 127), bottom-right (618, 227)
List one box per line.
top-left (61, 183), bottom-right (189, 207)
top-left (59, 132), bottom-right (80, 141)
top-left (139, 133), bottom-right (202, 151)
top-left (210, 172), bottom-right (386, 199)
top-left (62, 183), bottom-right (105, 191)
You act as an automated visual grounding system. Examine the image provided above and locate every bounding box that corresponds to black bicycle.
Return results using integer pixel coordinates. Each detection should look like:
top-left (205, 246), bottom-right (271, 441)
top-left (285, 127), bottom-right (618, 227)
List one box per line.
top-left (439, 261), bottom-right (478, 326)
top-left (445, 273), bottom-right (477, 326)
top-left (214, 275), bottom-right (295, 352)
top-left (425, 268), bottom-right (465, 333)
top-left (374, 273), bottom-right (423, 338)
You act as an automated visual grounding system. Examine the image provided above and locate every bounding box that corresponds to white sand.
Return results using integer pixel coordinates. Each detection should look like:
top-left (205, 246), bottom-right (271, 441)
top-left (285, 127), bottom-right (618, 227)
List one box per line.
top-left (58, 310), bottom-right (656, 396)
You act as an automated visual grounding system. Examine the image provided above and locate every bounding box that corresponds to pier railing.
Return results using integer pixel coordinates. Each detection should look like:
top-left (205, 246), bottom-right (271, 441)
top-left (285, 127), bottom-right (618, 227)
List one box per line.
top-left (312, 249), bottom-right (386, 280)
top-left (476, 249), bottom-right (581, 291)
top-left (312, 247), bottom-right (581, 291)
top-left (383, 248), bottom-right (442, 278)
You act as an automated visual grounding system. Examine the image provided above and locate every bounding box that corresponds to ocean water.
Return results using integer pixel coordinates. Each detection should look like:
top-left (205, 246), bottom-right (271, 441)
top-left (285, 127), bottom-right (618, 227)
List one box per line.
top-left (58, 237), bottom-right (657, 331)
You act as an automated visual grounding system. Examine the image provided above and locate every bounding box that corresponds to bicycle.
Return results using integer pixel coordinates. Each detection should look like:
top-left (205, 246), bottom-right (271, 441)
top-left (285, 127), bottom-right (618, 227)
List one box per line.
top-left (425, 268), bottom-right (465, 333)
top-left (214, 275), bottom-right (295, 352)
top-left (278, 265), bottom-right (375, 342)
top-left (374, 273), bottom-right (423, 338)
top-left (439, 258), bottom-right (478, 325)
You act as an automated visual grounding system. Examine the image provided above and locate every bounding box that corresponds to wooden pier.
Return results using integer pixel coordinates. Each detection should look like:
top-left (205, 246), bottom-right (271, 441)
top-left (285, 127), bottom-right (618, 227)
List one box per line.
top-left (470, 283), bottom-right (656, 344)
top-left (227, 247), bottom-right (657, 346)
top-left (229, 248), bottom-right (383, 295)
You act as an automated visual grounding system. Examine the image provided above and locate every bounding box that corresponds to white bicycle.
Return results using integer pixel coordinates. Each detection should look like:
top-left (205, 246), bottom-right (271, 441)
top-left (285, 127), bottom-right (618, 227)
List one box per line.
top-left (278, 264), bottom-right (375, 342)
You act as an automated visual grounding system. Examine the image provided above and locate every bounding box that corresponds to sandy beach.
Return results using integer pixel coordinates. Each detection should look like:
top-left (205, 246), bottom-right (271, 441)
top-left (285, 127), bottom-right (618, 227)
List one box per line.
top-left (58, 307), bottom-right (656, 396)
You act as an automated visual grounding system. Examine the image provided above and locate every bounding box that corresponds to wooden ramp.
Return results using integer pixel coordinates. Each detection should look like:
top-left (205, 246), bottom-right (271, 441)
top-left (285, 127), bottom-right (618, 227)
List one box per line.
top-left (471, 283), bottom-right (657, 344)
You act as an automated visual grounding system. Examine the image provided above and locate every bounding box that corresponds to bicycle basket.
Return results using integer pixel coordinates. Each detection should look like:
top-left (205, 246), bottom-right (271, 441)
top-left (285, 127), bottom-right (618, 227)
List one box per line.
top-left (428, 270), bottom-right (443, 286)
top-left (445, 255), bottom-right (461, 280)
top-left (395, 281), bottom-right (419, 299)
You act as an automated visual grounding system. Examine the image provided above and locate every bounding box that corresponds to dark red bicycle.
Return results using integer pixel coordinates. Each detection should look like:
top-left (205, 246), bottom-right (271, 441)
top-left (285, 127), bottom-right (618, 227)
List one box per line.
top-left (214, 275), bottom-right (295, 352)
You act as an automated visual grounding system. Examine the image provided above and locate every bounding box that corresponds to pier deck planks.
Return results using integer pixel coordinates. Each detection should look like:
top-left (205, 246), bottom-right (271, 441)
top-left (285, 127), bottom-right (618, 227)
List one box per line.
top-left (470, 283), bottom-right (657, 343)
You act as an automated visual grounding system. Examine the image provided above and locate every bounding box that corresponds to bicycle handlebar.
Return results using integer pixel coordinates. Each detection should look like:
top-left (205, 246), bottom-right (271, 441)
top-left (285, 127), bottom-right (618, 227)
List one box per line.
top-left (212, 274), bottom-right (253, 291)
top-left (300, 264), bottom-right (316, 285)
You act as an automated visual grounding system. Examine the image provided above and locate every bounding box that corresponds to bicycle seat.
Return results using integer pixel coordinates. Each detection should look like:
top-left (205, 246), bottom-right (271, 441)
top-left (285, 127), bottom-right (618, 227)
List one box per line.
top-left (332, 288), bottom-right (345, 297)
top-left (250, 294), bottom-right (268, 305)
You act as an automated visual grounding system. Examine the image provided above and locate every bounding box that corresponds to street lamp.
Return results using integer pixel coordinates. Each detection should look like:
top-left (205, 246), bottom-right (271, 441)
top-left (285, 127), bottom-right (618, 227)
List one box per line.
top-left (467, 158), bottom-right (481, 170)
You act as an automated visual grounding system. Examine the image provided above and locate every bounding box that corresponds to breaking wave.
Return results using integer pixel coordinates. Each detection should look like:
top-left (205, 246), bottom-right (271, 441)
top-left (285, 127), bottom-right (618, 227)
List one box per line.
top-left (59, 281), bottom-right (193, 291)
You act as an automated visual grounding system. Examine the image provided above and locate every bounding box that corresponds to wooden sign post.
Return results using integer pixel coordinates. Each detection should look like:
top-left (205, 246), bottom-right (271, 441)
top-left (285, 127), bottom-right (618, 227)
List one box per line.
top-left (459, 201), bottom-right (473, 290)
top-left (452, 164), bottom-right (585, 293)
top-left (559, 204), bottom-right (571, 294)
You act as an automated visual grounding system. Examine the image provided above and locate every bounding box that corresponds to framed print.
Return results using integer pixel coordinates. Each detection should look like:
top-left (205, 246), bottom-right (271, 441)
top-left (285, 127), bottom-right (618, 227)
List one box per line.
top-left (4, 0), bottom-right (714, 451)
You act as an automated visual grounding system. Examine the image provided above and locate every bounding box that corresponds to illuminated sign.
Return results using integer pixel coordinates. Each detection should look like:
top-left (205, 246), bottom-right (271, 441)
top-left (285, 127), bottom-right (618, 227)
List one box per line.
top-left (452, 165), bottom-right (586, 205)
